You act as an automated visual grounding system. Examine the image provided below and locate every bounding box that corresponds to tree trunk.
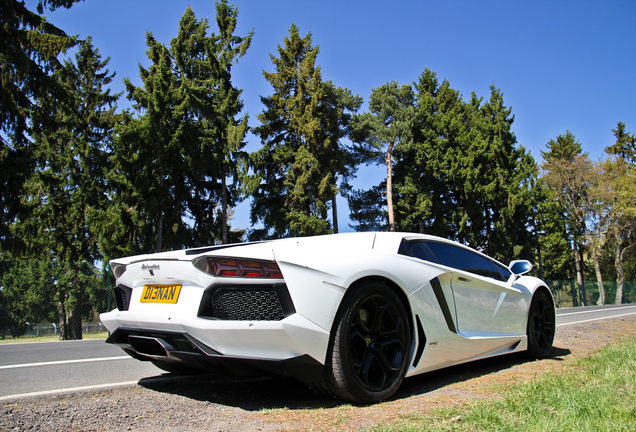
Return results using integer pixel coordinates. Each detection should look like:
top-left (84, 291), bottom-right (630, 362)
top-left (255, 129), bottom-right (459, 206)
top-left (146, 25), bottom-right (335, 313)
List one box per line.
top-left (537, 243), bottom-right (545, 281)
top-left (574, 240), bottom-right (586, 306)
top-left (156, 175), bottom-right (164, 253)
top-left (221, 174), bottom-right (228, 244)
top-left (615, 241), bottom-right (625, 304)
top-left (332, 191), bottom-right (338, 234)
top-left (386, 140), bottom-right (395, 232)
top-left (593, 251), bottom-right (605, 305)
top-left (66, 308), bottom-right (83, 340)
top-left (58, 288), bottom-right (66, 341)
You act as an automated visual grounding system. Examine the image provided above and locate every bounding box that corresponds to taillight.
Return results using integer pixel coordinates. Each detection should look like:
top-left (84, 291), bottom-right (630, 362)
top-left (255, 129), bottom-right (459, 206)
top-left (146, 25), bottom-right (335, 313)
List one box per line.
top-left (193, 257), bottom-right (283, 279)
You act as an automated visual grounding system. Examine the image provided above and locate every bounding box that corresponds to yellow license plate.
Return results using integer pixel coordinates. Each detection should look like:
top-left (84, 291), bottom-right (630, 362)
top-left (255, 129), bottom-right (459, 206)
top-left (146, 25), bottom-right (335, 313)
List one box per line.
top-left (140, 285), bottom-right (182, 303)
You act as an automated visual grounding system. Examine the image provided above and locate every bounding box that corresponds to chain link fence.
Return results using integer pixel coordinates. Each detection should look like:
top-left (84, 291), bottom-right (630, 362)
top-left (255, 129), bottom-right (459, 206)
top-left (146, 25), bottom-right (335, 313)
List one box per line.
top-left (2, 259), bottom-right (634, 342)
top-left (0, 260), bottom-right (114, 342)
top-left (546, 279), bottom-right (636, 308)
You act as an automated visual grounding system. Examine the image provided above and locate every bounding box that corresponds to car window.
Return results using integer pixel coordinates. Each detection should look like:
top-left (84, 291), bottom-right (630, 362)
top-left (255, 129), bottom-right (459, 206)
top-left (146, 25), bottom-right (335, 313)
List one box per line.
top-left (399, 240), bottom-right (440, 264)
top-left (493, 261), bottom-right (512, 281)
top-left (424, 241), bottom-right (505, 281)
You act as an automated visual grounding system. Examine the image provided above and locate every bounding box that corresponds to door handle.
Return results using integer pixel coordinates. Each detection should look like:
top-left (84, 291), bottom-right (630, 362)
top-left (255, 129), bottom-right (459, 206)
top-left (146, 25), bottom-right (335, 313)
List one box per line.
top-left (458, 276), bottom-right (471, 283)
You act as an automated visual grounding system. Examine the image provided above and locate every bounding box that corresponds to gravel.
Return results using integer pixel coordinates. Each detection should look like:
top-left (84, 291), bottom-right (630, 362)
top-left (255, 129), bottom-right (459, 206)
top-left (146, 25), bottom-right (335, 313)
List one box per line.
top-left (2, 315), bottom-right (635, 432)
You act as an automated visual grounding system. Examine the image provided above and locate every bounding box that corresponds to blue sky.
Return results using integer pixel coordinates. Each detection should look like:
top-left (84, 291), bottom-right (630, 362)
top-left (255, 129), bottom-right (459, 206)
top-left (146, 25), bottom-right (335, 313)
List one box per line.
top-left (41, 0), bottom-right (636, 232)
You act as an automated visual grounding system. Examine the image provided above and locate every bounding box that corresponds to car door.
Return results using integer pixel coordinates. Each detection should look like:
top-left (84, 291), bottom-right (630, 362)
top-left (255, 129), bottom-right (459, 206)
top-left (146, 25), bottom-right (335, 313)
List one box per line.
top-left (424, 241), bottom-right (527, 336)
top-left (398, 240), bottom-right (458, 334)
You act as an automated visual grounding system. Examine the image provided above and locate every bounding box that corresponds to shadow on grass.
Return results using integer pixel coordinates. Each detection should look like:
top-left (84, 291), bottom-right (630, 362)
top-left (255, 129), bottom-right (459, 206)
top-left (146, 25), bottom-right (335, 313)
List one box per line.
top-left (396, 345), bottom-right (571, 399)
top-left (138, 346), bottom-right (572, 411)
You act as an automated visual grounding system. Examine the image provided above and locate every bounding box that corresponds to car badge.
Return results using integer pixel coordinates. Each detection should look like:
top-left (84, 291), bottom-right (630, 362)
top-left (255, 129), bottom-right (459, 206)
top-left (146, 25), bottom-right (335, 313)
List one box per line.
top-left (141, 264), bottom-right (160, 276)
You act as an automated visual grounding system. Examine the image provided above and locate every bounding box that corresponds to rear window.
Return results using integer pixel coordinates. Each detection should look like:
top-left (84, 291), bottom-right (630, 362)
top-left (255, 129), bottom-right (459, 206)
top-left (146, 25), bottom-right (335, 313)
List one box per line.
top-left (399, 240), bottom-right (439, 263)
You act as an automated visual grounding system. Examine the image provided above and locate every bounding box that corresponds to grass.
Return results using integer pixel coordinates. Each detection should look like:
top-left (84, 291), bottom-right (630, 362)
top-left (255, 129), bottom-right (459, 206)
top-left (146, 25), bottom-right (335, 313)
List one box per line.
top-left (0, 331), bottom-right (109, 344)
top-left (372, 337), bottom-right (636, 432)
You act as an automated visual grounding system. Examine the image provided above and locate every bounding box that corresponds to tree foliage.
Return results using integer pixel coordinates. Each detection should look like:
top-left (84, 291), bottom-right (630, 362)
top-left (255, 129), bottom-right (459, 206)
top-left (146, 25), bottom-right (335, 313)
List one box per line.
top-left (9, 38), bottom-right (117, 338)
top-left (250, 24), bottom-right (361, 239)
top-left (179, 0), bottom-right (253, 245)
top-left (540, 125), bottom-right (636, 304)
top-left (352, 69), bottom-right (537, 262)
top-left (353, 81), bottom-right (414, 232)
top-left (540, 132), bottom-right (589, 305)
top-left (14, 37), bottom-right (118, 263)
top-left (100, 2), bottom-right (252, 256)
top-left (602, 123), bottom-right (636, 303)
top-left (0, 0), bottom-right (82, 251)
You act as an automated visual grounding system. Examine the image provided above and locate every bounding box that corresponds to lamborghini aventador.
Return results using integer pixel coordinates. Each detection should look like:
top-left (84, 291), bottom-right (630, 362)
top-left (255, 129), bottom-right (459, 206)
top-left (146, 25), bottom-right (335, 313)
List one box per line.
top-left (99, 232), bottom-right (555, 403)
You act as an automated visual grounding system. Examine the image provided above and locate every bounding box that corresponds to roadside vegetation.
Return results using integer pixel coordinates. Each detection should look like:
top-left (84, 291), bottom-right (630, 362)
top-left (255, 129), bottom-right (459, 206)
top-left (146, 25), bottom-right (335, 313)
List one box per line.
top-left (371, 337), bottom-right (636, 432)
top-left (0, 331), bottom-right (108, 345)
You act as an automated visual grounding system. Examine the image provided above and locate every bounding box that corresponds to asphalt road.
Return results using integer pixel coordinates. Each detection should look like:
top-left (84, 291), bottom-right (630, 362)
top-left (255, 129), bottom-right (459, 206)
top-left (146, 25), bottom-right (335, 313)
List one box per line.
top-left (555, 303), bottom-right (636, 326)
top-left (0, 340), bottom-right (160, 401)
top-left (1, 303), bottom-right (635, 402)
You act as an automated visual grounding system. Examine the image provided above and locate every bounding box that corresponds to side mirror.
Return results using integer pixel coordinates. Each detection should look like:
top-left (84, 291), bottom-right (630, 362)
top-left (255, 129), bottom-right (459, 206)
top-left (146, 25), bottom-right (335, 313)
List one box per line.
top-left (509, 260), bottom-right (533, 276)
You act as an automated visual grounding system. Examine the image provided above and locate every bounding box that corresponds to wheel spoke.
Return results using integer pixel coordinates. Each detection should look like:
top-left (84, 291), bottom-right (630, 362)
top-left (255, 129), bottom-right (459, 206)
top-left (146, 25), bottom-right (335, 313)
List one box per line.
top-left (349, 316), bottom-right (372, 367)
top-left (359, 350), bottom-right (385, 389)
top-left (373, 337), bottom-right (403, 372)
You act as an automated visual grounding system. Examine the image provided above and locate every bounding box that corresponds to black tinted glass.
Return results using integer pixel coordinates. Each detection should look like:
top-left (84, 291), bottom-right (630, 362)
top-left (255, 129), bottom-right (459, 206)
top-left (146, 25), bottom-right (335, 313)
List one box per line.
top-left (493, 261), bottom-right (512, 280)
top-left (401, 241), bottom-right (440, 263)
top-left (424, 242), bottom-right (503, 281)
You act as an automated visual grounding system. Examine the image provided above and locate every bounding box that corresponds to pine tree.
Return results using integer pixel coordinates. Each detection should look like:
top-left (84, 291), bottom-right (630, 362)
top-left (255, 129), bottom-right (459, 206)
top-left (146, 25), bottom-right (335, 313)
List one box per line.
top-left (204, 0), bottom-right (252, 244)
top-left (605, 122), bottom-right (635, 163)
top-left (541, 131), bottom-right (583, 162)
top-left (103, 3), bottom-right (252, 254)
top-left (465, 86), bottom-right (537, 260)
top-left (119, 34), bottom-right (191, 253)
top-left (0, 0), bottom-right (81, 144)
top-left (375, 70), bottom-right (537, 262)
top-left (13, 38), bottom-right (118, 338)
top-left (353, 81), bottom-right (415, 232)
top-left (0, 0), bottom-right (81, 253)
top-left (393, 69), bottom-right (465, 237)
top-left (348, 184), bottom-right (389, 231)
top-left (316, 82), bottom-right (363, 233)
top-left (532, 182), bottom-right (573, 281)
top-left (251, 24), bottom-right (356, 239)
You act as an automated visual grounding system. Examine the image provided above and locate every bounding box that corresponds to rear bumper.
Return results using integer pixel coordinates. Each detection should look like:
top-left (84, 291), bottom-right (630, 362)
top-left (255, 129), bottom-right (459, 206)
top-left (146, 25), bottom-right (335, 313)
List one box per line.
top-left (106, 327), bottom-right (324, 383)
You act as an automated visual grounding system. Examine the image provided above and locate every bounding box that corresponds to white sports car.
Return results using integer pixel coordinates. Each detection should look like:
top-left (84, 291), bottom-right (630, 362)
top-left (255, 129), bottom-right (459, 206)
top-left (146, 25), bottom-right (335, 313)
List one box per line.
top-left (100, 232), bottom-right (555, 403)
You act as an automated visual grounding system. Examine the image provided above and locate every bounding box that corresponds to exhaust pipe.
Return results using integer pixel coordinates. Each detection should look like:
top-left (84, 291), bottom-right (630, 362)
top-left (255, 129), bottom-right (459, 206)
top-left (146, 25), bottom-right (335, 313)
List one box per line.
top-left (128, 335), bottom-right (171, 358)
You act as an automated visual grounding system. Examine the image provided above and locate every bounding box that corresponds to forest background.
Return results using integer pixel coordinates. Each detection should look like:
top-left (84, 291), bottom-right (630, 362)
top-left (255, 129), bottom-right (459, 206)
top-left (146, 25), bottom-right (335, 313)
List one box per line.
top-left (1, 0), bottom-right (635, 339)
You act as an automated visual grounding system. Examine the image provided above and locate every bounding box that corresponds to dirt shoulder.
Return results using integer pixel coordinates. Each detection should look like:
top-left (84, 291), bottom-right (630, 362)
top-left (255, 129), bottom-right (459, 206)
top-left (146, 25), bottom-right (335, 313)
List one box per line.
top-left (2, 315), bottom-right (635, 432)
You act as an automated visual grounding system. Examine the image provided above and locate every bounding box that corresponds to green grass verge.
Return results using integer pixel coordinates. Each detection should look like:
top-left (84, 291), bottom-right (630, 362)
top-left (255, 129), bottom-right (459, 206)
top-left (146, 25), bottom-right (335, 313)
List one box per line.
top-left (0, 331), bottom-right (109, 344)
top-left (373, 337), bottom-right (636, 432)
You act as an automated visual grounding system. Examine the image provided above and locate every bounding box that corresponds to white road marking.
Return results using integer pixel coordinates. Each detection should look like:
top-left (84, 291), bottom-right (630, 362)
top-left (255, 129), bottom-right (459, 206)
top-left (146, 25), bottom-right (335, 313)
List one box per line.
top-left (557, 311), bottom-right (636, 326)
top-left (0, 381), bottom-right (140, 403)
top-left (0, 356), bottom-right (132, 370)
top-left (557, 304), bottom-right (636, 316)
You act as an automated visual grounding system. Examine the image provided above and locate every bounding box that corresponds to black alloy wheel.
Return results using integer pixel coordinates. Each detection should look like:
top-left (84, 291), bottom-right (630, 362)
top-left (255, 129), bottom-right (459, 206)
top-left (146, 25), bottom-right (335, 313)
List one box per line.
top-left (526, 289), bottom-right (556, 358)
top-left (321, 281), bottom-right (412, 404)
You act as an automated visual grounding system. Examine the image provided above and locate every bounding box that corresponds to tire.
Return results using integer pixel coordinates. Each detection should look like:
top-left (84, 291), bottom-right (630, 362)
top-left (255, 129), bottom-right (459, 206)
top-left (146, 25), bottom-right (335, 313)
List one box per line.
top-left (526, 289), bottom-right (556, 358)
top-left (320, 281), bottom-right (412, 404)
